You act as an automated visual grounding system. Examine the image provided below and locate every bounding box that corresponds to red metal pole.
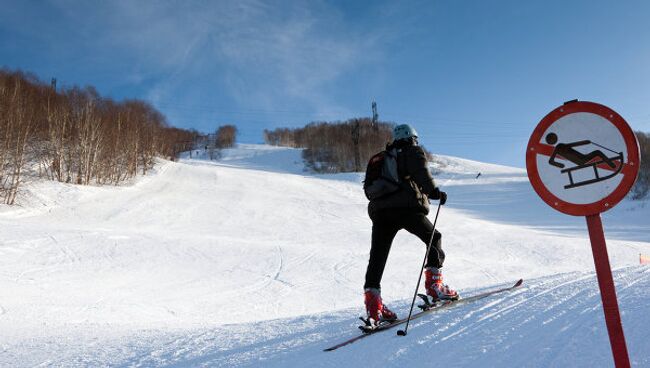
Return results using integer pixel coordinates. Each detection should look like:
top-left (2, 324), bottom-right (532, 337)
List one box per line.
top-left (586, 214), bottom-right (631, 368)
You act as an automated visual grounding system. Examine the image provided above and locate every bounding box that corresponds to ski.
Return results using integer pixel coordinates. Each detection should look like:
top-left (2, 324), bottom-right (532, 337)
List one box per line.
top-left (323, 279), bottom-right (523, 352)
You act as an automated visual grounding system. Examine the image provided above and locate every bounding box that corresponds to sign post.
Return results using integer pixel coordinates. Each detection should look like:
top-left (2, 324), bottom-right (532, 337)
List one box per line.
top-left (526, 100), bottom-right (640, 368)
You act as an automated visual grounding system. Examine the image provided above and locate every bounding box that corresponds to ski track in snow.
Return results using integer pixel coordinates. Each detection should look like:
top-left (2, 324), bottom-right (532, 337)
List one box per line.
top-left (0, 144), bottom-right (649, 367)
top-left (29, 269), bottom-right (644, 368)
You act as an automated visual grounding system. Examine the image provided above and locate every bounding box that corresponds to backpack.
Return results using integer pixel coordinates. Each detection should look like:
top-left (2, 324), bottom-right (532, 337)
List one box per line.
top-left (363, 148), bottom-right (401, 200)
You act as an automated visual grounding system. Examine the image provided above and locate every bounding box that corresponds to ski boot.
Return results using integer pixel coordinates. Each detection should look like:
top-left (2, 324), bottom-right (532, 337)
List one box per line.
top-left (360, 288), bottom-right (397, 331)
top-left (425, 267), bottom-right (459, 302)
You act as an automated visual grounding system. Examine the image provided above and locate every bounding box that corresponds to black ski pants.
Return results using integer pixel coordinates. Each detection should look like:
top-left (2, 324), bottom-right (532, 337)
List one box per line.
top-left (364, 208), bottom-right (443, 290)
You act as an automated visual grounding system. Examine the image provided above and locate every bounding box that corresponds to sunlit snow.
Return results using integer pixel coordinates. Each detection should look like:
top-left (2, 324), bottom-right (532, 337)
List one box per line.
top-left (0, 144), bottom-right (648, 367)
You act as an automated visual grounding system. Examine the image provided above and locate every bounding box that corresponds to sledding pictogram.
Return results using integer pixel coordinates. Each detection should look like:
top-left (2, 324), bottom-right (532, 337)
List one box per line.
top-left (544, 133), bottom-right (624, 189)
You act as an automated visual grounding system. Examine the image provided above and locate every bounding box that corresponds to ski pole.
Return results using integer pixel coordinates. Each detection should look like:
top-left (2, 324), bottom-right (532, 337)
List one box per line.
top-left (397, 201), bottom-right (442, 337)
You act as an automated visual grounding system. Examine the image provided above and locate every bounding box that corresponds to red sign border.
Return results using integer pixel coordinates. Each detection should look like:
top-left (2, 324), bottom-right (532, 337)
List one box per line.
top-left (526, 101), bottom-right (640, 216)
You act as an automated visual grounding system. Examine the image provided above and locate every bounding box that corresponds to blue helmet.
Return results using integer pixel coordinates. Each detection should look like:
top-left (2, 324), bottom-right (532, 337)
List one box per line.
top-left (393, 124), bottom-right (418, 141)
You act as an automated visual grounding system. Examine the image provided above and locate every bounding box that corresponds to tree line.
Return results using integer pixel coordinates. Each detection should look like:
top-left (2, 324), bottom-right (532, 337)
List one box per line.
top-left (216, 125), bottom-right (237, 148)
top-left (264, 118), bottom-right (433, 173)
top-left (0, 68), bottom-right (195, 204)
top-left (265, 120), bottom-right (649, 201)
top-left (632, 131), bottom-right (649, 199)
top-left (191, 124), bottom-right (238, 160)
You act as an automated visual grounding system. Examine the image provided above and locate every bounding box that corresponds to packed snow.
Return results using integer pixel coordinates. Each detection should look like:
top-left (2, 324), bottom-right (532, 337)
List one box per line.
top-left (0, 143), bottom-right (648, 367)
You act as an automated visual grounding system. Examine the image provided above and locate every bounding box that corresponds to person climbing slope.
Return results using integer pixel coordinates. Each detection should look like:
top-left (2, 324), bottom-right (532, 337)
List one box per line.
top-left (362, 124), bottom-right (457, 325)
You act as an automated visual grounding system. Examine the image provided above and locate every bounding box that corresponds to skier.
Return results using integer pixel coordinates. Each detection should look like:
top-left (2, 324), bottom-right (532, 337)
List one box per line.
top-left (363, 124), bottom-right (458, 324)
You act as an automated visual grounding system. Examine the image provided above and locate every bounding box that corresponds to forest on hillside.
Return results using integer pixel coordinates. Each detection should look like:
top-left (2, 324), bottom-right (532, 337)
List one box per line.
top-left (633, 131), bottom-right (649, 199)
top-left (0, 69), bottom-right (196, 204)
top-left (264, 118), bottom-right (648, 199)
top-left (2, 67), bottom-right (647, 204)
top-left (264, 118), bottom-right (433, 173)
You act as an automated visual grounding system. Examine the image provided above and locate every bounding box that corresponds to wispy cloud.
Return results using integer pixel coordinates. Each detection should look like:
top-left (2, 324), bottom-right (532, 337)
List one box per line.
top-left (1, 0), bottom-right (415, 135)
top-left (33, 1), bottom-right (387, 118)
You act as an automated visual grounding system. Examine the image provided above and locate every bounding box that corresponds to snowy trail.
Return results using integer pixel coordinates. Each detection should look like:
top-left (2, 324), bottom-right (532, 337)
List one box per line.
top-left (6, 268), bottom-right (647, 367)
top-left (0, 144), bottom-right (648, 367)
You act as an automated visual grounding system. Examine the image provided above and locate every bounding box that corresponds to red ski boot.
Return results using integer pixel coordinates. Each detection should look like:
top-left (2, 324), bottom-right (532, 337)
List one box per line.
top-left (364, 288), bottom-right (398, 323)
top-left (425, 267), bottom-right (459, 302)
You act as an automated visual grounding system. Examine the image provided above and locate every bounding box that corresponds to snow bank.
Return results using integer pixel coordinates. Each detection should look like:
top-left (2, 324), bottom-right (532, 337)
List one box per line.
top-left (0, 144), bottom-right (648, 367)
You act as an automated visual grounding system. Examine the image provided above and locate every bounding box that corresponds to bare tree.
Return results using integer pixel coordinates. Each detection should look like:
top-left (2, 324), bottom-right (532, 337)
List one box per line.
top-left (632, 131), bottom-right (649, 199)
top-left (0, 71), bottom-right (40, 204)
top-left (264, 118), bottom-right (436, 174)
top-left (216, 125), bottom-right (237, 148)
top-left (0, 68), bottom-right (196, 204)
top-left (264, 118), bottom-right (393, 173)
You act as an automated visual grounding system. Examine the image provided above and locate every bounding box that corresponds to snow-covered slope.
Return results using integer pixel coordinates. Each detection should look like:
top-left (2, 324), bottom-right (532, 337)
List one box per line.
top-left (1, 144), bottom-right (648, 367)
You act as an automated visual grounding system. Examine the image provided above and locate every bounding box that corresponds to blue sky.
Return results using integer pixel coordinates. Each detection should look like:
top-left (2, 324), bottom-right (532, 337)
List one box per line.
top-left (1, 0), bottom-right (649, 167)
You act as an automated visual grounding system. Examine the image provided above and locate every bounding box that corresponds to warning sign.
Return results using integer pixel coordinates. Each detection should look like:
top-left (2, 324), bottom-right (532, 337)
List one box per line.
top-left (527, 101), bottom-right (640, 216)
top-left (527, 100), bottom-right (641, 366)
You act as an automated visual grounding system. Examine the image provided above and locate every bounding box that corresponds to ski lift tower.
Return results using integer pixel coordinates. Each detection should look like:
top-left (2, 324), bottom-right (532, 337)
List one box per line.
top-left (372, 101), bottom-right (378, 131)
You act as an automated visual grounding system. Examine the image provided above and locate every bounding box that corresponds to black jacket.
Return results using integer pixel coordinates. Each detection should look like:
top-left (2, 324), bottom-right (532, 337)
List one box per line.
top-left (368, 140), bottom-right (440, 218)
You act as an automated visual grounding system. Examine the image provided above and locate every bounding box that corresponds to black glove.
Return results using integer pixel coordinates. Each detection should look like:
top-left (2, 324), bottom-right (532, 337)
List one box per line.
top-left (439, 191), bottom-right (447, 205)
top-left (431, 188), bottom-right (447, 205)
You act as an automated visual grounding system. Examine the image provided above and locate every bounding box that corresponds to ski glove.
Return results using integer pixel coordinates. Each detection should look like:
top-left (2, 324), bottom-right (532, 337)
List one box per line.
top-left (431, 188), bottom-right (447, 205)
top-left (439, 191), bottom-right (447, 205)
